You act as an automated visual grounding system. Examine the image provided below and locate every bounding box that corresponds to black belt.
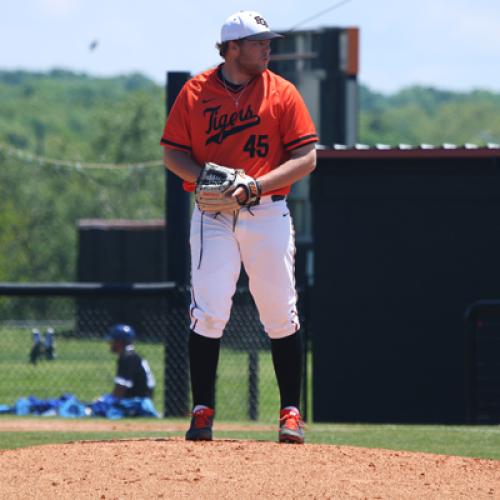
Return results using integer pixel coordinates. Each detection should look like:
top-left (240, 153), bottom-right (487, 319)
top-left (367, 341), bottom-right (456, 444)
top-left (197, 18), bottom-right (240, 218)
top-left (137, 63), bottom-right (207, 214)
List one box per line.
top-left (253, 194), bottom-right (286, 206)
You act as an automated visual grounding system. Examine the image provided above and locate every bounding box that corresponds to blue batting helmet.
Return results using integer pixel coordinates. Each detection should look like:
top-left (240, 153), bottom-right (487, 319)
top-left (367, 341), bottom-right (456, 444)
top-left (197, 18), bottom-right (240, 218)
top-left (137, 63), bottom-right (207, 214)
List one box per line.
top-left (106, 324), bottom-right (135, 344)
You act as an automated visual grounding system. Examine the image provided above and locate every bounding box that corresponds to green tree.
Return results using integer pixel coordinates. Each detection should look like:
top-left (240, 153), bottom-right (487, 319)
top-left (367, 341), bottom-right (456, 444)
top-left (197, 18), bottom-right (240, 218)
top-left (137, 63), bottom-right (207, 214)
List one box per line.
top-left (1, 70), bottom-right (500, 282)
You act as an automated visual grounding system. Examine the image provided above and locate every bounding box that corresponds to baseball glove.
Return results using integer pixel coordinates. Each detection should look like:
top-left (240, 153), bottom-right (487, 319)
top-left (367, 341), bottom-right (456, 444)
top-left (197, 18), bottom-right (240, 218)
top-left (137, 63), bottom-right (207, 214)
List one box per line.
top-left (195, 162), bottom-right (261, 212)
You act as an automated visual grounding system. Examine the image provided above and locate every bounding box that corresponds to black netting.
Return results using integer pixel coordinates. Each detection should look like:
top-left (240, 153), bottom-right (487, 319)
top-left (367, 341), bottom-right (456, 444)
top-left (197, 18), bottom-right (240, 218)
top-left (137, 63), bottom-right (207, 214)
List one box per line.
top-left (0, 285), bottom-right (310, 422)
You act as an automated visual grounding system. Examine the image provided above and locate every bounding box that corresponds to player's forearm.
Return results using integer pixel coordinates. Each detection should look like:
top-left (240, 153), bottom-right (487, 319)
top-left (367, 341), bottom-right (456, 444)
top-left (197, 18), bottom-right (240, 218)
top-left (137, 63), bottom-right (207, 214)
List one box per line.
top-left (112, 384), bottom-right (126, 399)
top-left (163, 148), bottom-right (202, 184)
top-left (257, 144), bottom-right (317, 194)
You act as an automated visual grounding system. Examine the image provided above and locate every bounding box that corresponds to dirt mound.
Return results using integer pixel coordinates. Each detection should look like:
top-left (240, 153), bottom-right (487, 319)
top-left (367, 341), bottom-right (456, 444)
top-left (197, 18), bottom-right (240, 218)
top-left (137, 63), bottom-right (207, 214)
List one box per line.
top-left (0, 436), bottom-right (499, 498)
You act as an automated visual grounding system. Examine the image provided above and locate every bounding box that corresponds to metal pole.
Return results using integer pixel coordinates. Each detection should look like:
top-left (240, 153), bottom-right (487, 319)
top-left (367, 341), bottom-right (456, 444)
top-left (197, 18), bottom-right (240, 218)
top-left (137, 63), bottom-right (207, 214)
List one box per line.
top-left (248, 350), bottom-right (259, 420)
top-left (163, 71), bottom-right (191, 418)
top-left (165, 71), bottom-right (191, 286)
top-left (301, 286), bottom-right (310, 422)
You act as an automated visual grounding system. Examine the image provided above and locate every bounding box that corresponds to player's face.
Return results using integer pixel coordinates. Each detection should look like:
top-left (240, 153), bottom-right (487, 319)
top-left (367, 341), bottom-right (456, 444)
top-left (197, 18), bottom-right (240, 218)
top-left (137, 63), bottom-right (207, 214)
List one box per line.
top-left (110, 339), bottom-right (122, 353)
top-left (234, 39), bottom-right (271, 76)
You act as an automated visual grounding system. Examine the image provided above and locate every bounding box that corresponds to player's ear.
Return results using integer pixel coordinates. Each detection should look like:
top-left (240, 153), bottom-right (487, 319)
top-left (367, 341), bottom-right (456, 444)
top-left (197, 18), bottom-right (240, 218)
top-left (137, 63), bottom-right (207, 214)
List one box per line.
top-left (227, 39), bottom-right (242, 55)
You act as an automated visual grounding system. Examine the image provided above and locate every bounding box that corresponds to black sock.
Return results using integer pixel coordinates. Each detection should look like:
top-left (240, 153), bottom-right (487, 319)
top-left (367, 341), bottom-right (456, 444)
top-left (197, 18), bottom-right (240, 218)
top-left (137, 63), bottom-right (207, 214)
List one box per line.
top-left (271, 331), bottom-right (303, 410)
top-left (188, 330), bottom-right (220, 409)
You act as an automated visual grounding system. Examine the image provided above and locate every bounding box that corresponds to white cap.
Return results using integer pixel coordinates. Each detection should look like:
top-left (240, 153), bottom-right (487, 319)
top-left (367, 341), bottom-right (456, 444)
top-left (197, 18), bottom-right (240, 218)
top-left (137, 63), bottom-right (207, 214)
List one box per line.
top-left (220, 10), bottom-right (284, 43)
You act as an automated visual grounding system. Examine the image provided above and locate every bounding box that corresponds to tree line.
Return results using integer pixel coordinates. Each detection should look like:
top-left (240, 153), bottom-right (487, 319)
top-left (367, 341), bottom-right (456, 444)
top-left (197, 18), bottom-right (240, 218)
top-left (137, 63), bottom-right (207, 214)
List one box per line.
top-left (0, 69), bottom-right (499, 282)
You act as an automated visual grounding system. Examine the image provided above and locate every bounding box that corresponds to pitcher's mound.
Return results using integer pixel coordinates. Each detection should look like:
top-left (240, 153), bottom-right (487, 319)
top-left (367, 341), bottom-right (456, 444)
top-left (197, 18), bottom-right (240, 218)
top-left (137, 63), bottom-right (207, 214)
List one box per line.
top-left (0, 437), bottom-right (499, 498)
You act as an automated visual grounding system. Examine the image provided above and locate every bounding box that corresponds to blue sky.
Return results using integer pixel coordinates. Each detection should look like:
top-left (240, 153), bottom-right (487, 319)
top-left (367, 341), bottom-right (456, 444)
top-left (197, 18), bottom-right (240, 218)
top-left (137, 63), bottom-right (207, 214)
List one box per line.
top-left (1, 0), bottom-right (499, 93)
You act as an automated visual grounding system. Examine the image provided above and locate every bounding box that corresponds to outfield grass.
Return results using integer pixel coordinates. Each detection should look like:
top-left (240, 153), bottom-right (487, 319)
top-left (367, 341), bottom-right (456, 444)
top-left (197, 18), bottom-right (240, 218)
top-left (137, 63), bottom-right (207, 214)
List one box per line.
top-left (4, 328), bottom-right (498, 461)
top-left (307, 423), bottom-right (500, 460)
top-left (0, 327), bottom-right (289, 422)
top-left (0, 429), bottom-right (167, 450)
top-left (0, 327), bottom-right (166, 413)
top-left (0, 417), bottom-right (499, 461)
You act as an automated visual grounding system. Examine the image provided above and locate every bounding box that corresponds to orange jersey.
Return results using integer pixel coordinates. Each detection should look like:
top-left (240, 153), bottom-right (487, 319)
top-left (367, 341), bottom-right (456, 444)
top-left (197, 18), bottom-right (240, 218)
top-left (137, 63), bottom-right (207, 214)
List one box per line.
top-left (160, 65), bottom-right (318, 195)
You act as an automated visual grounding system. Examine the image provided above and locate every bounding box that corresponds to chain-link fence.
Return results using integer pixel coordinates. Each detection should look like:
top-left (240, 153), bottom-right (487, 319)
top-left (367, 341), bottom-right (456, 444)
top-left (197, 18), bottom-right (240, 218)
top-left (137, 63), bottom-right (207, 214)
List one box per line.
top-left (0, 283), bottom-right (310, 423)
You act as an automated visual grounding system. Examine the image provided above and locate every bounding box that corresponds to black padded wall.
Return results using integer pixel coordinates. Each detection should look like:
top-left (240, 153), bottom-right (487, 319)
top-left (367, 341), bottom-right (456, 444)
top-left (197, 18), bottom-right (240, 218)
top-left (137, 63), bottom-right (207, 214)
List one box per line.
top-left (312, 154), bottom-right (500, 423)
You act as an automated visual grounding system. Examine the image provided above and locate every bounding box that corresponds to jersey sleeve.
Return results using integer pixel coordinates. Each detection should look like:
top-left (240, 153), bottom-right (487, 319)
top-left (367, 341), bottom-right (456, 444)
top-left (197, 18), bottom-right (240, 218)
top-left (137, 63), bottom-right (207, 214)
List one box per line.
top-left (279, 83), bottom-right (319, 152)
top-left (160, 84), bottom-right (192, 153)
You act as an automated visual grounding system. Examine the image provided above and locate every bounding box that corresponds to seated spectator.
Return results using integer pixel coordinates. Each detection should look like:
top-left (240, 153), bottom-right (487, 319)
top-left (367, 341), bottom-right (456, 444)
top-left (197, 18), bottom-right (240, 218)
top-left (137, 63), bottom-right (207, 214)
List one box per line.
top-left (106, 324), bottom-right (156, 399)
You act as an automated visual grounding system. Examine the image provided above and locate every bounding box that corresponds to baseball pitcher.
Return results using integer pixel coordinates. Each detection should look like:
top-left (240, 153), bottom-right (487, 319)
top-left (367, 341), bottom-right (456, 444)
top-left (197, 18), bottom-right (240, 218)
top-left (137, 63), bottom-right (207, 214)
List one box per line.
top-left (161, 10), bottom-right (318, 444)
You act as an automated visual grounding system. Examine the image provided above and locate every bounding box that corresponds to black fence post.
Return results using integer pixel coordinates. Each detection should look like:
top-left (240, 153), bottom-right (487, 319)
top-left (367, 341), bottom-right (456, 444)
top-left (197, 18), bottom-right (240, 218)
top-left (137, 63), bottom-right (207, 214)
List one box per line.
top-left (165, 71), bottom-right (191, 286)
top-left (301, 286), bottom-right (310, 422)
top-left (248, 350), bottom-right (259, 420)
top-left (163, 71), bottom-right (191, 418)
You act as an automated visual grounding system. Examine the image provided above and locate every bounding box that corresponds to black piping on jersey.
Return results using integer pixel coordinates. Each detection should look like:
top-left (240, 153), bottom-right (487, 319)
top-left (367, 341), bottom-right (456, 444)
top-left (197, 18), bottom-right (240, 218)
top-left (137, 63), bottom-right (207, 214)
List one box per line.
top-left (161, 137), bottom-right (191, 151)
top-left (284, 134), bottom-right (319, 151)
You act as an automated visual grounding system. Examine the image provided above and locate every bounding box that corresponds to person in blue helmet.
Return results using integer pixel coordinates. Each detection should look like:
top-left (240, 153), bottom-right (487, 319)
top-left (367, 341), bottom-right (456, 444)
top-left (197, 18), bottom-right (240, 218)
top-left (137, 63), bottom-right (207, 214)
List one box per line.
top-left (106, 324), bottom-right (156, 399)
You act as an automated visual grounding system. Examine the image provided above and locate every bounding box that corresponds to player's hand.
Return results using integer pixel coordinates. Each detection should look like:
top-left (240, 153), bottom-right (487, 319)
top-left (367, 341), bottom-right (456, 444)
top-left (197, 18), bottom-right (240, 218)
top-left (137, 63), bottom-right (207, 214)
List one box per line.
top-left (231, 186), bottom-right (248, 205)
top-left (195, 163), bottom-right (261, 211)
top-left (230, 176), bottom-right (261, 206)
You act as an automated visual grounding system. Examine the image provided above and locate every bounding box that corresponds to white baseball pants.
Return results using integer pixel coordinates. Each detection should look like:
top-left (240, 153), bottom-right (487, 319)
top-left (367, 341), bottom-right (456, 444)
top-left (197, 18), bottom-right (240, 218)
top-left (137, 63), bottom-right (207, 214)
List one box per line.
top-left (189, 196), bottom-right (299, 339)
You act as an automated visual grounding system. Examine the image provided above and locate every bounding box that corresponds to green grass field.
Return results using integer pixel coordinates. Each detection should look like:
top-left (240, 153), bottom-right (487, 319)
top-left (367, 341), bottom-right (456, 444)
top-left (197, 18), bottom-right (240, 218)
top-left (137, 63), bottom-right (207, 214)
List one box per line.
top-left (0, 327), bottom-right (285, 421)
top-left (1, 416), bottom-right (500, 461)
top-left (0, 327), bottom-right (165, 411)
top-left (2, 327), bottom-right (499, 461)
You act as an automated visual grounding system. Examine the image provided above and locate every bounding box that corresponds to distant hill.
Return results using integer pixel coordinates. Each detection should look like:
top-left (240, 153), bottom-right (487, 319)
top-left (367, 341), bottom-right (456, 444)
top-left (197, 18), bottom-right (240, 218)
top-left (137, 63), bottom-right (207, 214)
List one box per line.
top-left (359, 84), bottom-right (500, 145)
top-left (0, 69), bottom-right (499, 159)
top-left (0, 69), bottom-right (499, 283)
top-left (0, 69), bottom-right (164, 161)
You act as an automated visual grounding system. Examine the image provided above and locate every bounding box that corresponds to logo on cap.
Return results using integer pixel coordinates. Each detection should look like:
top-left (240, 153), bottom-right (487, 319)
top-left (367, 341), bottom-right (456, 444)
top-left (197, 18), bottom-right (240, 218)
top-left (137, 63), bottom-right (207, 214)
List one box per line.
top-left (254, 16), bottom-right (269, 27)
